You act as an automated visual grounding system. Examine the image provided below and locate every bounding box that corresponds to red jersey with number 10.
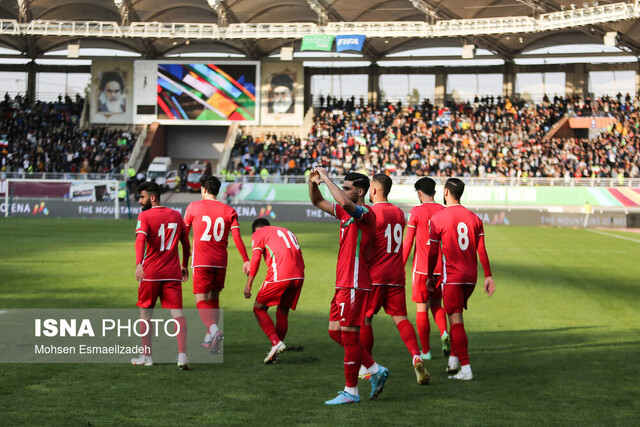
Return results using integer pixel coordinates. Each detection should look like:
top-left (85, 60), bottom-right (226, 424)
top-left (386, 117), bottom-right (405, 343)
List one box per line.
top-left (429, 204), bottom-right (485, 285)
top-left (334, 204), bottom-right (376, 290)
top-left (250, 226), bottom-right (305, 283)
top-left (369, 202), bottom-right (406, 286)
top-left (135, 206), bottom-right (188, 281)
top-left (407, 202), bottom-right (444, 275)
top-left (184, 199), bottom-right (240, 268)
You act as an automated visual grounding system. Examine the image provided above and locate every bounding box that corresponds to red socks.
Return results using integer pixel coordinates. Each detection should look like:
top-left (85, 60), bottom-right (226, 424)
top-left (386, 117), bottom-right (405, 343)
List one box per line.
top-left (359, 324), bottom-right (374, 355)
top-left (196, 300), bottom-right (217, 330)
top-left (174, 316), bottom-right (187, 354)
top-left (431, 304), bottom-right (448, 337)
top-left (253, 307), bottom-right (280, 346)
top-left (450, 323), bottom-right (469, 365)
top-left (341, 330), bottom-right (361, 388)
top-left (275, 309), bottom-right (288, 341)
top-left (396, 319), bottom-right (421, 356)
top-left (416, 311), bottom-right (430, 353)
top-left (329, 329), bottom-right (343, 346)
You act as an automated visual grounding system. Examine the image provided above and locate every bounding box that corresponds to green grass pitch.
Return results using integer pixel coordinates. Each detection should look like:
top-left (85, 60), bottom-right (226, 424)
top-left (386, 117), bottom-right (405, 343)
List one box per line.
top-left (0, 218), bottom-right (639, 425)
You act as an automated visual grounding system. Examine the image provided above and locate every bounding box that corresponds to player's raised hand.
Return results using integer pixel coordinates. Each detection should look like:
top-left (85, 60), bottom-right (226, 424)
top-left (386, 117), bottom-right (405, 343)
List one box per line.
top-left (181, 266), bottom-right (189, 282)
top-left (314, 167), bottom-right (329, 181)
top-left (309, 169), bottom-right (322, 185)
top-left (484, 276), bottom-right (495, 297)
top-left (135, 263), bottom-right (145, 281)
top-left (242, 260), bottom-right (251, 276)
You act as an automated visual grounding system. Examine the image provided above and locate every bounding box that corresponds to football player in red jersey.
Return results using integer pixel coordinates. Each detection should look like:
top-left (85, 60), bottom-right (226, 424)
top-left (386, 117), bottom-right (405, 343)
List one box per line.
top-left (309, 167), bottom-right (389, 405)
top-left (362, 174), bottom-right (429, 385)
top-left (132, 182), bottom-right (191, 370)
top-left (402, 177), bottom-right (450, 361)
top-left (427, 178), bottom-right (495, 381)
top-left (184, 175), bottom-right (250, 354)
top-left (244, 218), bottom-right (305, 364)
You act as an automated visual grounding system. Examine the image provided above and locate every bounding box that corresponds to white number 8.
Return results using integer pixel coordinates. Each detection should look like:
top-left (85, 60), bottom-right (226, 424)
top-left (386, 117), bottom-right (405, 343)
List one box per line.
top-left (457, 222), bottom-right (469, 251)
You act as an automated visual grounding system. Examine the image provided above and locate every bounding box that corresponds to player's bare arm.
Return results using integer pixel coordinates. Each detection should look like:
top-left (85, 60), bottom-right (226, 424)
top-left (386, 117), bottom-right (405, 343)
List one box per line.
top-left (308, 169), bottom-right (334, 215)
top-left (244, 275), bottom-right (255, 299)
top-left (484, 276), bottom-right (495, 297)
top-left (135, 263), bottom-right (145, 281)
top-left (314, 167), bottom-right (358, 215)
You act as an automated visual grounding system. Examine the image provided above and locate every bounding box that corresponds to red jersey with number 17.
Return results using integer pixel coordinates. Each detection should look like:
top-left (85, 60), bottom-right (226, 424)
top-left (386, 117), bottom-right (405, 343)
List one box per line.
top-left (333, 204), bottom-right (376, 290)
top-left (407, 202), bottom-right (444, 275)
top-left (135, 206), bottom-right (188, 281)
top-left (184, 199), bottom-right (240, 268)
top-left (429, 204), bottom-right (485, 285)
top-left (369, 202), bottom-right (406, 286)
top-left (250, 226), bottom-right (305, 283)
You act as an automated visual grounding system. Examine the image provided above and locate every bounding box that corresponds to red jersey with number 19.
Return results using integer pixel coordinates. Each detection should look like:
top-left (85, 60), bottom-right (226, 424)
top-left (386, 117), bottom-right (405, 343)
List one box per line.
top-left (429, 204), bottom-right (485, 285)
top-left (135, 206), bottom-right (188, 281)
top-left (369, 202), bottom-right (406, 286)
top-left (407, 202), bottom-right (444, 275)
top-left (184, 199), bottom-right (240, 268)
top-left (250, 226), bottom-right (305, 283)
top-left (333, 204), bottom-right (376, 290)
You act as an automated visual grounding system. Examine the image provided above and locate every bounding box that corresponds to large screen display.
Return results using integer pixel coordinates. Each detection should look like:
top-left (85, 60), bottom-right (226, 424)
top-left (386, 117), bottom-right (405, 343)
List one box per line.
top-left (156, 63), bottom-right (257, 122)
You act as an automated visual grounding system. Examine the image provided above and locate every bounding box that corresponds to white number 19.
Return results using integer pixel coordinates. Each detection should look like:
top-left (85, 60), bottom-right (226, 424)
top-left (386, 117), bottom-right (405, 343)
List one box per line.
top-left (385, 223), bottom-right (402, 253)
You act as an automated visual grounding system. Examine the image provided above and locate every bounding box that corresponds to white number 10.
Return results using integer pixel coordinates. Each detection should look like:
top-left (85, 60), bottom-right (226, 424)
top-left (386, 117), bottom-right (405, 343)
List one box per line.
top-left (277, 229), bottom-right (300, 249)
top-left (385, 223), bottom-right (402, 253)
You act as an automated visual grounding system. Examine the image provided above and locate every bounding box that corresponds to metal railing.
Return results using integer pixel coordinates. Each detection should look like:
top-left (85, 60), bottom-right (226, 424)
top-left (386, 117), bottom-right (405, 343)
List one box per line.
top-left (1, 171), bottom-right (124, 181)
top-left (218, 175), bottom-right (640, 187)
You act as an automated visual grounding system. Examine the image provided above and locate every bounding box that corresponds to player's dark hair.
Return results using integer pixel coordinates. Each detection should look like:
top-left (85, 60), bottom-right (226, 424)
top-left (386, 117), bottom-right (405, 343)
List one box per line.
top-left (344, 172), bottom-right (370, 193)
top-left (415, 177), bottom-right (436, 197)
top-left (100, 71), bottom-right (124, 91)
top-left (200, 175), bottom-right (221, 196)
top-left (252, 218), bottom-right (270, 233)
top-left (444, 177), bottom-right (465, 201)
top-left (136, 181), bottom-right (161, 202)
top-left (372, 174), bottom-right (392, 198)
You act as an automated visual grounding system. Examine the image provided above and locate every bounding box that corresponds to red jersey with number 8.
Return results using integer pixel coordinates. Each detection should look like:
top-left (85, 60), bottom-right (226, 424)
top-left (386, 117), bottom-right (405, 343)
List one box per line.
top-left (184, 199), bottom-right (240, 268)
top-left (250, 226), bottom-right (305, 283)
top-left (135, 207), bottom-right (188, 281)
top-left (429, 205), bottom-right (485, 285)
top-left (369, 202), bottom-right (406, 286)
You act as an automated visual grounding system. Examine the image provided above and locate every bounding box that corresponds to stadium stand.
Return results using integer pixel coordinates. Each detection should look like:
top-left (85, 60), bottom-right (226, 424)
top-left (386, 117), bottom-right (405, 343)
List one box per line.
top-left (229, 96), bottom-right (640, 180)
top-left (1, 94), bottom-right (138, 175)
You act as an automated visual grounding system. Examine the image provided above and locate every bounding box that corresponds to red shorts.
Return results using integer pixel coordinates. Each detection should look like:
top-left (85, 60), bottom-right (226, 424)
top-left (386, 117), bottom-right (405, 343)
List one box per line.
top-left (137, 280), bottom-right (183, 309)
top-left (329, 288), bottom-right (368, 327)
top-left (442, 284), bottom-right (475, 314)
top-left (256, 279), bottom-right (304, 310)
top-left (412, 272), bottom-right (442, 303)
top-left (365, 285), bottom-right (408, 317)
top-left (193, 267), bottom-right (226, 294)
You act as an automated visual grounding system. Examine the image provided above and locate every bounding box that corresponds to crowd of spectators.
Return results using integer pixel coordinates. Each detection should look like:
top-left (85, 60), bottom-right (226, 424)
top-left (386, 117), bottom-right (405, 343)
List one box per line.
top-left (1, 94), bottom-right (138, 175)
top-left (229, 94), bottom-right (640, 180)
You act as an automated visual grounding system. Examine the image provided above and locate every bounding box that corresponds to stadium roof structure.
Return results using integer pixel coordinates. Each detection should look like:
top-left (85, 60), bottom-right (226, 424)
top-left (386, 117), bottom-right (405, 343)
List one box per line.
top-left (1, 0), bottom-right (640, 62)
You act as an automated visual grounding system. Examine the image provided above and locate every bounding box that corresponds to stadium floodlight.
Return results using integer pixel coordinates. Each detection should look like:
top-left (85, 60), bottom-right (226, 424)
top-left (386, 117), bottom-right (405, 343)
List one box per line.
top-left (462, 44), bottom-right (475, 59)
top-left (113, 0), bottom-right (123, 6)
top-left (604, 31), bottom-right (619, 46)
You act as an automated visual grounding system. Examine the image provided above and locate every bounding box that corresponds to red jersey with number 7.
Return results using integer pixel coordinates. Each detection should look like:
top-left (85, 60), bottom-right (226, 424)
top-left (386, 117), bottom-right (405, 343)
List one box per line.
top-left (184, 199), bottom-right (240, 268)
top-left (429, 204), bottom-right (485, 285)
top-left (135, 206), bottom-right (188, 281)
top-left (369, 202), bottom-right (406, 286)
top-left (333, 204), bottom-right (376, 290)
top-left (250, 226), bottom-right (305, 283)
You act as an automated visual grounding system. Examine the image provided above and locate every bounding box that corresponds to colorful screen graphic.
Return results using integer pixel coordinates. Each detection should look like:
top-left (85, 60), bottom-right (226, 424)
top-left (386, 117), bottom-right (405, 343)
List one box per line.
top-left (157, 63), bottom-right (257, 122)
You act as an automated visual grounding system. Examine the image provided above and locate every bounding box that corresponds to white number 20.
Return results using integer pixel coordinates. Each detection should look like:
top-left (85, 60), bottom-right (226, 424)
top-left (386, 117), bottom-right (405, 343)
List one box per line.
top-left (457, 222), bottom-right (469, 251)
top-left (385, 223), bottom-right (402, 253)
top-left (201, 215), bottom-right (224, 242)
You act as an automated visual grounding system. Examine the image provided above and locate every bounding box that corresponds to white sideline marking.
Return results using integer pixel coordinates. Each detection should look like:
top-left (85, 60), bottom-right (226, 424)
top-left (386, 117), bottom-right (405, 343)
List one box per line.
top-left (0, 310), bottom-right (6, 314)
top-left (586, 229), bottom-right (640, 244)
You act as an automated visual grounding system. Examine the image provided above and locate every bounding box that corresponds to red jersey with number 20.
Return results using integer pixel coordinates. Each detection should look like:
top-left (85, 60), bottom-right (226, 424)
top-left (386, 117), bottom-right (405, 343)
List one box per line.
top-left (429, 204), bottom-right (485, 285)
top-left (334, 204), bottom-right (376, 290)
top-left (184, 199), bottom-right (240, 268)
top-left (250, 226), bottom-right (305, 283)
top-left (407, 202), bottom-right (444, 275)
top-left (135, 207), bottom-right (188, 281)
top-left (369, 202), bottom-right (406, 286)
